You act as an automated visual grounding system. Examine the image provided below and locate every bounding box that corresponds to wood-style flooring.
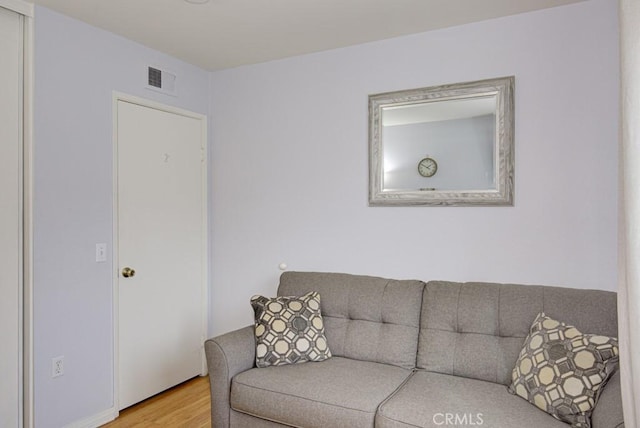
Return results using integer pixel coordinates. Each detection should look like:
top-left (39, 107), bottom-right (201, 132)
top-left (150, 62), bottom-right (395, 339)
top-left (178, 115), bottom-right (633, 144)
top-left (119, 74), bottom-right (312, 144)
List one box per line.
top-left (102, 376), bottom-right (211, 427)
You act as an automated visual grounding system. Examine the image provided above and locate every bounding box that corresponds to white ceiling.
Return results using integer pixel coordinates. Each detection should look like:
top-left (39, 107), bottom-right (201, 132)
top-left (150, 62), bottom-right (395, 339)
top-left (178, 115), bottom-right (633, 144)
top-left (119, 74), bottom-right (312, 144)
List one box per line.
top-left (30, 0), bottom-right (585, 71)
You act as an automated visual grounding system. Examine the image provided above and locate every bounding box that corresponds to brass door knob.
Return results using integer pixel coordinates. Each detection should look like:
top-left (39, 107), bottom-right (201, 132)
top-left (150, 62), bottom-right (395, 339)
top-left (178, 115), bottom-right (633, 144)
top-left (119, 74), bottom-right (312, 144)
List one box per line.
top-left (122, 267), bottom-right (136, 278)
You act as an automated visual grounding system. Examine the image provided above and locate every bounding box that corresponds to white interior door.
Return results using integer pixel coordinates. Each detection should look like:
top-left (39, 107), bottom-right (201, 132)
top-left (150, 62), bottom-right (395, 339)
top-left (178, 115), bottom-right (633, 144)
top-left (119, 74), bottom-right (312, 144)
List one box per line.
top-left (0, 6), bottom-right (24, 427)
top-left (115, 97), bottom-right (207, 410)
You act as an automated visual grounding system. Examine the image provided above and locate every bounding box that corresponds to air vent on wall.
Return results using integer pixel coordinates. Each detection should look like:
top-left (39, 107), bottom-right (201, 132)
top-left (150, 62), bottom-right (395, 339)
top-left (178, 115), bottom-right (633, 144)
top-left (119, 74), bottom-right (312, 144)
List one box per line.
top-left (145, 66), bottom-right (177, 96)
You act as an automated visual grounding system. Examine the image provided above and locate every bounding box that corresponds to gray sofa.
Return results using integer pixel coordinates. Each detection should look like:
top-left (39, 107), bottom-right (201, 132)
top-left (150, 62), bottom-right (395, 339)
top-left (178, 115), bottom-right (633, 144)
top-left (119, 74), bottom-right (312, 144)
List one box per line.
top-left (205, 272), bottom-right (624, 428)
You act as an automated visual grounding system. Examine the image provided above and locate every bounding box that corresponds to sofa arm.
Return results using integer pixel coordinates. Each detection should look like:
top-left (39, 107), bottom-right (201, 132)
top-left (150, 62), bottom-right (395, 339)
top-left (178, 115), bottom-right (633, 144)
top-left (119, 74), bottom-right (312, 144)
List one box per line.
top-left (204, 325), bottom-right (256, 428)
top-left (591, 370), bottom-right (625, 428)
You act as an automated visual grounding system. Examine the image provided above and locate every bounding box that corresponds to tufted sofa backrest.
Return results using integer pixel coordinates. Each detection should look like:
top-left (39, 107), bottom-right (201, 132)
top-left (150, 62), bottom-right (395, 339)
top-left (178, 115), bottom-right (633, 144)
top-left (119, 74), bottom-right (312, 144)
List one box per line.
top-left (417, 281), bottom-right (619, 385)
top-left (278, 271), bottom-right (425, 370)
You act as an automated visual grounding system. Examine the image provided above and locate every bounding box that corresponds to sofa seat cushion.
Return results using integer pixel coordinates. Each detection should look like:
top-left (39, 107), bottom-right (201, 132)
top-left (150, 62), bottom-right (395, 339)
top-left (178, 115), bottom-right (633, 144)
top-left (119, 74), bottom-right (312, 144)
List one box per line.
top-left (376, 371), bottom-right (568, 428)
top-left (231, 356), bottom-right (412, 428)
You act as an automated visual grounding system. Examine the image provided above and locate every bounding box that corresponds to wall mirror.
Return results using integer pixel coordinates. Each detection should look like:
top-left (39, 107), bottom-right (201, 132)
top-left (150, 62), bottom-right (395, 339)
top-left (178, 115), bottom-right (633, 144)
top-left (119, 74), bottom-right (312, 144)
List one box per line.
top-left (369, 76), bottom-right (514, 206)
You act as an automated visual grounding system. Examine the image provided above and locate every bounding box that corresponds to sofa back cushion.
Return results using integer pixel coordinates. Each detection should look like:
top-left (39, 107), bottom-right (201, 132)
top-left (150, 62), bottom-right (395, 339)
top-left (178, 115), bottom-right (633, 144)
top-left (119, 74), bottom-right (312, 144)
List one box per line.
top-left (417, 281), bottom-right (618, 385)
top-left (278, 272), bottom-right (424, 370)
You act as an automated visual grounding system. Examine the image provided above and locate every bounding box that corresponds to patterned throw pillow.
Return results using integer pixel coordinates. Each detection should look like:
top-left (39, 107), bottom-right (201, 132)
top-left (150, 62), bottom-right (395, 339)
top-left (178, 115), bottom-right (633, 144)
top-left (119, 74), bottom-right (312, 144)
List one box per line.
top-left (508, 313), bottom-right (619, 428)
top-left (251, 291), bottom-right (332, 368)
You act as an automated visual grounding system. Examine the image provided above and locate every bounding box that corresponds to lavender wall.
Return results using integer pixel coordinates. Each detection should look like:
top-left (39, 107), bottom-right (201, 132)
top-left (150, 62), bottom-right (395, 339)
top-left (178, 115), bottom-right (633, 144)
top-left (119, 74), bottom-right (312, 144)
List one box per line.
top-left (208, 0), bottom-right (620, 335)
top-left (33, 7), bottom-right (208, 427)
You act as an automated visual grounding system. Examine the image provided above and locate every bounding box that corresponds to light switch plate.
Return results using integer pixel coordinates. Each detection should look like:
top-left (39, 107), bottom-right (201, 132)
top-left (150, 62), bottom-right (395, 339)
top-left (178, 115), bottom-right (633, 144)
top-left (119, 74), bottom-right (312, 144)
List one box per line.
top-left (96, 243), bottom-right (107, 262)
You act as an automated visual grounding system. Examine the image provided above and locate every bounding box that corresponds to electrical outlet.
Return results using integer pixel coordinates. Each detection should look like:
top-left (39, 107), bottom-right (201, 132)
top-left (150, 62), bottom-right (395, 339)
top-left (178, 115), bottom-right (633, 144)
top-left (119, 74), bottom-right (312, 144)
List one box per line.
top-left (52, 356), bottom-right (64, 378)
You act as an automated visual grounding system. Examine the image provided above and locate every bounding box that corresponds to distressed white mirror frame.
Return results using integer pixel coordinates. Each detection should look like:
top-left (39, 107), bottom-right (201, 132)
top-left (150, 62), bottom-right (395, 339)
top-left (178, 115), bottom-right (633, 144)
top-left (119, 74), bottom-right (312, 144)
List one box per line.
top-left (369, 76), bottom-right (515, 206)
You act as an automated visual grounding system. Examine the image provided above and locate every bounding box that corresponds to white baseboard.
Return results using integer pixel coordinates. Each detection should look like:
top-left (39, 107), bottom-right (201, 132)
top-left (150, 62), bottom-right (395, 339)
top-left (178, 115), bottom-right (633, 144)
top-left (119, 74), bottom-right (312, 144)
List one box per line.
top-left (63, 407), bottom-right (118, 428)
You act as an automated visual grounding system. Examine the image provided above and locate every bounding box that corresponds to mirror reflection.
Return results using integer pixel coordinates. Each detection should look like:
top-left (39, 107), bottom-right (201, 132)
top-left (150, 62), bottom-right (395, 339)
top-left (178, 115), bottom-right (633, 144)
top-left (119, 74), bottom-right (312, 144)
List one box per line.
top-left (382, 96), bottom-right (496, 191)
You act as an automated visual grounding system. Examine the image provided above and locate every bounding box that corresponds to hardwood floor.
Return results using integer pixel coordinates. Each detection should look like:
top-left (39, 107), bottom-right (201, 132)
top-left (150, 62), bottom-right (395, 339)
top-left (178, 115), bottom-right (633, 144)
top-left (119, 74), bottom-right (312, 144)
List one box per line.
top-left (102, 376), bottom-right (211, 427)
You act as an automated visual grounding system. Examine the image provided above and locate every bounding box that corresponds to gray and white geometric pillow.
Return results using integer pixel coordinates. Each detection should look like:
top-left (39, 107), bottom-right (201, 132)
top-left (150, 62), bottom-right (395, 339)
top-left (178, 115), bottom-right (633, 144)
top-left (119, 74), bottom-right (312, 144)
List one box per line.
top-left (251, 291), bottom-right (332, 368)
top-left (508, 312), bottom-right (619, 428)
